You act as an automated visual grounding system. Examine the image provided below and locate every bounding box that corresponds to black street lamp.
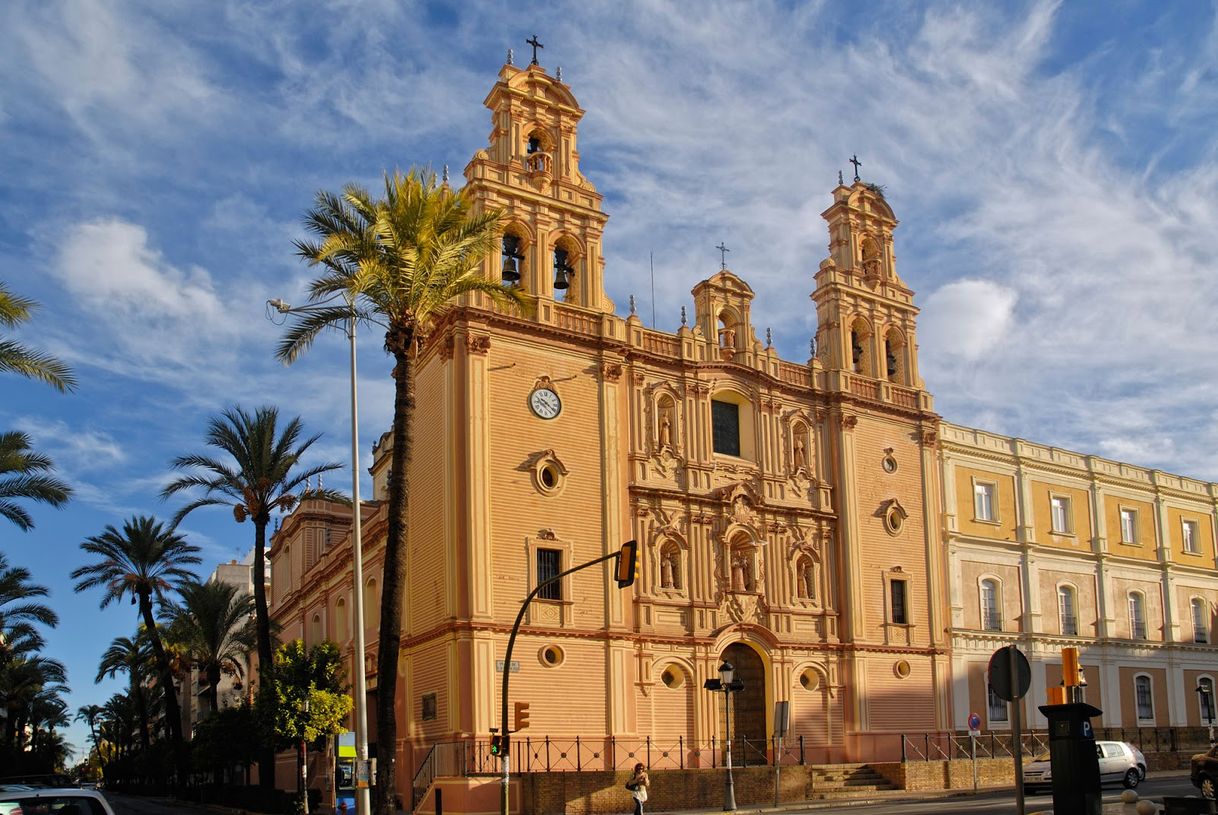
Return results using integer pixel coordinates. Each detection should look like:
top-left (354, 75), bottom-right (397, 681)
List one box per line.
top-left (300, 696), bottom-right (312, 815)
top-left (1197, 684), bottom-right (1215, 746)
top-left (705, 661), bottom-right (745, 812)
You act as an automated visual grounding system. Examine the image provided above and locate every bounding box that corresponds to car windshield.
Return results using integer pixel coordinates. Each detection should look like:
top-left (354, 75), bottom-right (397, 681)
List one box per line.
top-left (3, 795), bottom-right (107, 815)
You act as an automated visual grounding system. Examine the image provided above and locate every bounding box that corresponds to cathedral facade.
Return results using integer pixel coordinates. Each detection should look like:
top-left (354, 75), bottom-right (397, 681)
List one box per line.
top-left (269, 59), bottom-right (948, 796)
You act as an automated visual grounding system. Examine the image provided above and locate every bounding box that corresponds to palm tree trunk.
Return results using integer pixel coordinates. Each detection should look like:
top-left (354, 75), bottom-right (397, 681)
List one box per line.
top-left (206, 664), bottom-right (221, 716)
top-left (132, 680), bottom-right (152, 756)
top-left (252, 517), bottom-right (277, 790)
top-left (374, 342), bottom-right (414, 815)
top-left (139, 593), bottom-right (185, 785)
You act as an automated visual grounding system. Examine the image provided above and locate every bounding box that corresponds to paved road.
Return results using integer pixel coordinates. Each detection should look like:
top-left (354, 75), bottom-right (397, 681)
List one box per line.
top-left (104, 793), bottom-right (213, 815)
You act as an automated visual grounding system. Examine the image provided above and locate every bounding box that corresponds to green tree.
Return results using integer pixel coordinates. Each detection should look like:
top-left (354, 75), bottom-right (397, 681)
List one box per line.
top-left (162, 405), bottom-right (341, 788)
top-left (280, 168), bottom-right (523, 813)
top-left (0, 281), bottom-right (75, 391)
top-left (71, 516), bottom-right (200, 784)
top-left (0, 431), bottom-right (72, 532)
top-left (96, 633), bottom-right (153, 755)
top-left (268, 639), bottom-right (353, 813)
top-left (75, 703), bottom-right (103, 755)
top-left (167, 579), bottom-right (256, 715)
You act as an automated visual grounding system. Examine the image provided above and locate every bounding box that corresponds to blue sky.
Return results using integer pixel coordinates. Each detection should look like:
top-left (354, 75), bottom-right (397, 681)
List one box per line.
top-left (2, 0), bottom-right (1217, 760)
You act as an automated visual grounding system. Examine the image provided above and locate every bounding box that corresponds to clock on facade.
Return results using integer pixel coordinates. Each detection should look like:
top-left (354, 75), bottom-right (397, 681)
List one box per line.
top-left (529, 387), bottom-right (562, 419)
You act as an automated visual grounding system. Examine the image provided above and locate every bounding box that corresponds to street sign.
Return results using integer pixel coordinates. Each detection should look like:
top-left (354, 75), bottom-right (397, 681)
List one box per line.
top-left (495, 660), bottom-right (521, 673)
top-left (988, 645), bottom-right (1031, 702)
top-left (968, 711), bottom-right (982, 731)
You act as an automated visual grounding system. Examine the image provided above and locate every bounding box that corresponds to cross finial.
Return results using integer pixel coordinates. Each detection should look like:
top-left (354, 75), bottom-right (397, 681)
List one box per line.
top-left (850, 154), bottom-right (862, 182)
top-left (715, 241), bottom-right (730, 271)
top-left (526, 35), bottom-right (544, 65)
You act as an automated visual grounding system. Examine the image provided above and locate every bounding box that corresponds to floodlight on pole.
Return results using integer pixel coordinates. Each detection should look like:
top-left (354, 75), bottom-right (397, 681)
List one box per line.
top-left (267, 296), bottom-right (372, 815)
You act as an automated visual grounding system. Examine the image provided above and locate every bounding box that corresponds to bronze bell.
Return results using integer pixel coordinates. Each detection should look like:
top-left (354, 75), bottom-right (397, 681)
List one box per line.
top-left (553, 248), bottom-right (573, 290)
top-left (501, 255), bottom-right (520, 284)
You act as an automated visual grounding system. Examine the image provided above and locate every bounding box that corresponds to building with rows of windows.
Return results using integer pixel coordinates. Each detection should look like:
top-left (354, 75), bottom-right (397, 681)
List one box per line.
top-left (265, 58), bottom-right (1218, 806)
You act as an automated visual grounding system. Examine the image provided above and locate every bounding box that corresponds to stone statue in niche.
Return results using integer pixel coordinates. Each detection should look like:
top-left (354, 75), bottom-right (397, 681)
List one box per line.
top-left (719, 325), bottom-right (735, 349)
top-left (793, 433), bottom-right (807, 471)
top-left (801, 561), bottom-right (815, 599)
top-left (660, 550), bottom-right (675, 589)
top-left (731, 553), bottom-right (752, 593)
top-left (659, 407), bottom-right (673, 449)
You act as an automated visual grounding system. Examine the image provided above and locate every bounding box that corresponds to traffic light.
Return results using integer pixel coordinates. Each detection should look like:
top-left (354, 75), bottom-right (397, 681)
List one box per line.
top-left (490, 733), bottom-right (510, 756)
top-left (616, 539), bottom-right (639, 588)
top-left (514, 701), bottom-right (531, 731)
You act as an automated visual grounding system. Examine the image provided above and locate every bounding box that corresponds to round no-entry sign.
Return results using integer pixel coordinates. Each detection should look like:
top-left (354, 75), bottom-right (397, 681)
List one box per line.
top-left (988, 645), bottom-right (1031, 701)
top-left (968, 711), bottom-right (982, 730)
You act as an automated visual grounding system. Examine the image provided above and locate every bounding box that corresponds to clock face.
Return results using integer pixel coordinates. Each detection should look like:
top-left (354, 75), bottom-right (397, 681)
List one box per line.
top-left (529, 387), bottom-right (562, 419)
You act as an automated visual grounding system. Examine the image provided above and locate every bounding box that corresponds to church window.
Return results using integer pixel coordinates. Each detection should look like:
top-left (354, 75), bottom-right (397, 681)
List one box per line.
top-left (1120, 508), bottom-right (1138, 544)
top-left (501, 232), bottom-right (524, 285)
top-left (421, 693), bottom-right (437, 721)
top-left (1050, 495), bottom-right (1072, 534)
top-left (1134, 674), bottom-right (1154, 721)
top-left (889, 577), bottom-right (909, 625)
top-left (1183, 519), bottom-right (1200, 554)
top-left (799, 668), bottom-right (820, 691)
top-left (974, 481), bottom-right (996, 522)
top-left (540, 644), bottom-right (564, 667)
top-left (1128, 591), bottom-right (1147, 639)
top-left (1058, 585), bottom-right (1078, 636)
top-left (661, 665), bottom-right (685, 688)
top-left (980, 579), bottom-right (1001, 631)
top-left (712, 400), bottom-right (741, 457)
top-left (1192, 597), bottom-right (1209, 643)
top-left (537, 548), bottom-right (562, 600)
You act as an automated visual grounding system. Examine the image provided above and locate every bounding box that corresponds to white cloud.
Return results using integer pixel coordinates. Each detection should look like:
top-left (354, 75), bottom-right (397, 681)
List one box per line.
top-left (919, 280), bottom-right (1018, 363)
top-left (12, 417), bottom-right (126, 471)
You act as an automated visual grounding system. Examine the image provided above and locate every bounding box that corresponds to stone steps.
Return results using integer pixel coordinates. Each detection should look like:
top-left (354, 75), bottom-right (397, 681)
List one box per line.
top-left (809, 764), bottom-right (897, 794)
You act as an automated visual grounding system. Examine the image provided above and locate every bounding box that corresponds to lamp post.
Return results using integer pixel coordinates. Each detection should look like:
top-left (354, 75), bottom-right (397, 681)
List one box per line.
top-left (704, 660), bottom-right (744, 812)
top-left (300, 696), bottom-right (311, 815)
top-left (1197, 684), bottom-right (1215, 746)
top-left (269, 296), bottom-right (372, 815)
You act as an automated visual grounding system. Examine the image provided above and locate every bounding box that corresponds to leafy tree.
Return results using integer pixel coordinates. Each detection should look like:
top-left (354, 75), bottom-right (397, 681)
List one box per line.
top-left (167, 579), bottom-right (256, 715)
top-left (281, 168), bottom-right (523, 813)
top-left (192, 701), bottom-right (260, 785)
top-left (162, 405), bottom-right (341, 788)
top-left (0, 431), bottom-right (71, 532)
top-left (71, 516), bottom-right (200, 784)
top-left (0, 281), bottom-right (75, 391)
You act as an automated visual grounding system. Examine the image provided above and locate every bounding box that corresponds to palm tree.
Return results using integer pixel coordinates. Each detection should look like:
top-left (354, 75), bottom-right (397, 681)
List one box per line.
top-left (0, 431), bottom-right (71, 531)
top-left (162, 405), bottom-right (340, 788)
top-left (70, 516), bottom-right (200, 782)
top-left (96, 634), bottom-right (153, 755)
top-left (0, 653), bottom-right (67, 751)
top-left (280, 168), bottom-right (523, 812)
top-left (167, 579), bottom-right (255, 715)
top-left (0, 551), bottom-right (58, 641)
top-left (76, 703), bottom-right (103, 755)
top-left (0, 281), bottom-right (75, 391)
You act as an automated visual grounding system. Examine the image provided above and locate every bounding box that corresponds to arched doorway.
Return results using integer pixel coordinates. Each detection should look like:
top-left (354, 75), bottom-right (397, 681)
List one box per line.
top-left (721, 643), bottom-right (766, 763)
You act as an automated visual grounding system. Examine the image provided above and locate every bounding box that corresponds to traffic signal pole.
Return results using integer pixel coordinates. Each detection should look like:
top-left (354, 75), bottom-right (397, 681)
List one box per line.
top-left (499, 543), bottom-right (637, 815)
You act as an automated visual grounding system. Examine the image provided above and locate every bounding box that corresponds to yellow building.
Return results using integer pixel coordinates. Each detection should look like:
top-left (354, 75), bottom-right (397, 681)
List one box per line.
top-left (942, 423), bottom-right (1218, 733)
top-left (269, 58), bottom-right (950, 801)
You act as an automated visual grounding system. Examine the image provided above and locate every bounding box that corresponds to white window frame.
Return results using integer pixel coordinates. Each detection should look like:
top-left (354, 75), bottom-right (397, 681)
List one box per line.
top-left (1183, 519), bottom-right (1200, 555)
top-left (1128, 591), bottom-right (1147, 640)
top-left (973, 480), bottom-right (997, 523)
top-left (1050, 494), bottom-right (1072, 535)
top-left (1134, 673), bottom-right (1155, 722)
top-left (979, 577), bottom-right (1002, 632)
top-left (1058, 583), bottom-right (1078, 636)
top-left (1193, 597), bottom-right (1209, 644)
top-left (1120, 507), bottom-right (1138, 544)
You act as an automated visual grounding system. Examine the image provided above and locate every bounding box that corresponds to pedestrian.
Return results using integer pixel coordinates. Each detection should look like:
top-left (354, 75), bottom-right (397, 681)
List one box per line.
top-left (625, 762), bottom-right (649, 815)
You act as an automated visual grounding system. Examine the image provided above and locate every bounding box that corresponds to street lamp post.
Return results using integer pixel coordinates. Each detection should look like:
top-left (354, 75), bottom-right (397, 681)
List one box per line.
top-left (704, 661), bottom-right (744, 812)
top-left (301, 696), bottom-right (311, 815)
top-left (269, 297), bottom-right (372, 815)
top-left (1197, 684), bottom-right (1215, 746)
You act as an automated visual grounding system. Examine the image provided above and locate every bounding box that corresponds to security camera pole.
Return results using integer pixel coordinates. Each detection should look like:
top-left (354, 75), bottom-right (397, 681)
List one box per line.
top-left (498, 541), bottom-right (639, 815)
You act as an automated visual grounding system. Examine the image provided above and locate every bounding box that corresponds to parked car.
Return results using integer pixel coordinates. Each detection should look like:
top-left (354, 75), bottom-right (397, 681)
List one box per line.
top-left (1023, 740), bottom-right (1147, 792)
top-left (1190, 744), bottom-right (1218, 798)
top-left (0, 788), bottom-right (116, 815)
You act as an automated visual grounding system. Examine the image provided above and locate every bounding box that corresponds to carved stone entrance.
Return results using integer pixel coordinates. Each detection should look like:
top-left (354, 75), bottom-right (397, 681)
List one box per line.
top-left (721, 642), bottom-right (766, 763)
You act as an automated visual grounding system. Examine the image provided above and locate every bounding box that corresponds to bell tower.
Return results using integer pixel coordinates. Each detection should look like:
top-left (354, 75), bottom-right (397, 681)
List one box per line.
top-left (463, 56), bottom-right (613, 315)
top-left (812, 180), bottom-right (923, 390)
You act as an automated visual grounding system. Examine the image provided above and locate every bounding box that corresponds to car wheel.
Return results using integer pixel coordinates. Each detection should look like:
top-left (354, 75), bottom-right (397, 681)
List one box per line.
top-left (1123, 768), bottom-right (1140, 789)
top-left (1202, 775), bottom-right (1217, 799)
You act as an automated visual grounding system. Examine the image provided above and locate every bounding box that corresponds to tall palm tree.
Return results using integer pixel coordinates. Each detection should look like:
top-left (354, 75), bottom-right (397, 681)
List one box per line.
top-left (0, 653), bottom-right (66, 751)
top-left (96, 634), bottom-right (153, 755)
top-left (76, 703), bottom-right (104, 755)
top-left (0, 551), bottom-right (58, 640)
top-left (0, 431), bottom-right (71, 531)
top-left (280, 168), bottom-right (523, 812)
top-left (167, 579), bottom-right (256, 715)
top-left (162, 405), bottom-right (340, 788)
top-left (0, 281), bottom-right (75, 391)
top-left (70, 516), bottom-right (200, 781)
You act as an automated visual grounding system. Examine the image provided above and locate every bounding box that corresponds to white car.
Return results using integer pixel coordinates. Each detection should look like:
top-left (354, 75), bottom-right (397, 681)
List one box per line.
top-left (0, 788), bottom-right (117, 815)
top-left (1023, 740), bottom-right (1147, 792)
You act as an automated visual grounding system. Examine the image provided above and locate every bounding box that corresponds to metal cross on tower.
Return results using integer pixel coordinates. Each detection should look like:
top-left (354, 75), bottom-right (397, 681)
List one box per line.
top-left (716, 242), bottom-right (730, 271)
top-left (850, 154), bottom-right (862, 182)
top-left (527, 35), bottom-right (544, 65)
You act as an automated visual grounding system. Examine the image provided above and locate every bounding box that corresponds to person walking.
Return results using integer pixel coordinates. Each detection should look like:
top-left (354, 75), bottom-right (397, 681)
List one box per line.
top-left (626, 762), bottom-right (650, 815)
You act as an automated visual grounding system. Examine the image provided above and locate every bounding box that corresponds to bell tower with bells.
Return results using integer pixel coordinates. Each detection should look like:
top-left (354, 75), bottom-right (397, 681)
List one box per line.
top-left (463, 41), bottom-right (613, 318)
top-left (811, 170), bottom-right (927, 398)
